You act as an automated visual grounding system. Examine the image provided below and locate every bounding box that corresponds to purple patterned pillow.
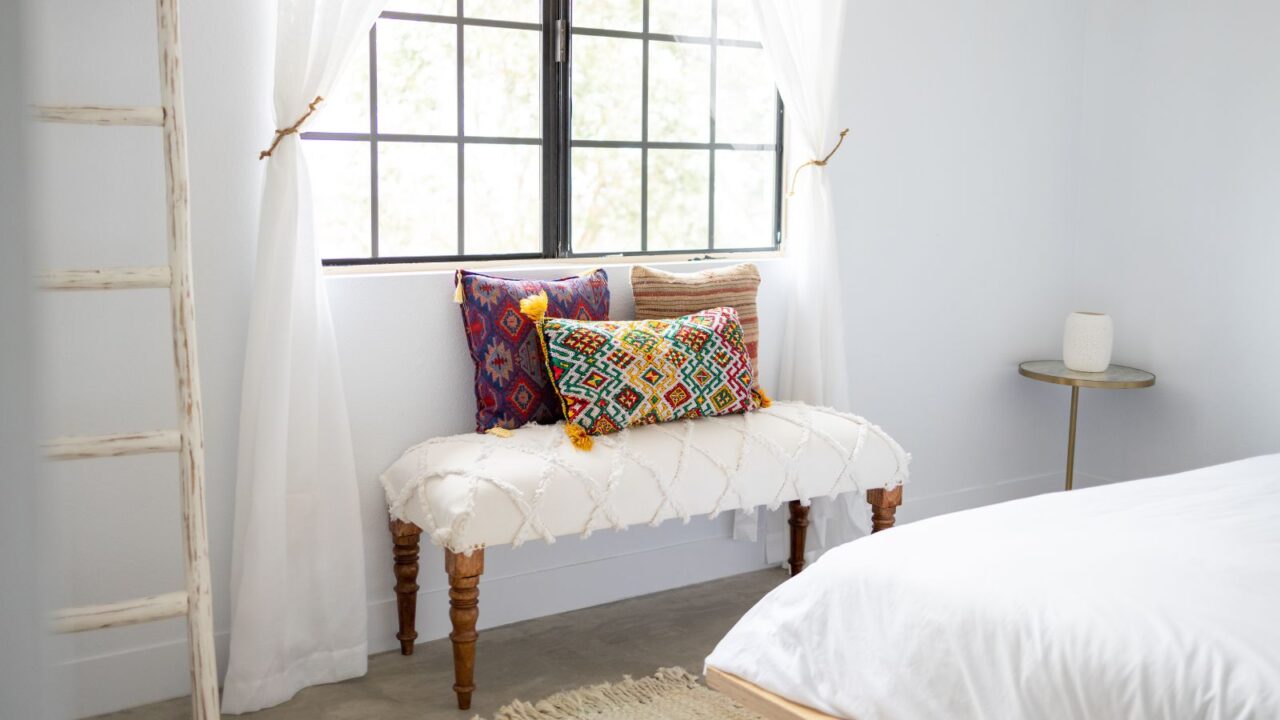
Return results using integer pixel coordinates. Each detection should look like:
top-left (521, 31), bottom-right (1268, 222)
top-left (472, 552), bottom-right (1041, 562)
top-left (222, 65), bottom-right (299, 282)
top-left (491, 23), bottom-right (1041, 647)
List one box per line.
top-left (456, 269), bottom-right (611, 432)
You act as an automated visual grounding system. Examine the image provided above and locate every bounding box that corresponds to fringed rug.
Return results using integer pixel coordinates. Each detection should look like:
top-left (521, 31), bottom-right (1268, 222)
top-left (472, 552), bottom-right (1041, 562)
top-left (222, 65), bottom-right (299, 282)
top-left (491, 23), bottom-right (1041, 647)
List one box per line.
top-left (482, 667), bottom-right (763, 720)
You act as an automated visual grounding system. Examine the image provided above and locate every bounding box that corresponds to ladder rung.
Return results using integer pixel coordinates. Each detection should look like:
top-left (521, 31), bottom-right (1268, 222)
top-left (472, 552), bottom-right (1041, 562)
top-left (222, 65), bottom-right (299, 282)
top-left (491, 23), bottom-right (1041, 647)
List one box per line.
top-left (45, 430), bottom-right (182, 461)
top-left (33, 104), bottom-right (164, 127)
top-left (40, 266), bottom-right (171, 291)
top-left (52, 591), bottom-right (188, 634)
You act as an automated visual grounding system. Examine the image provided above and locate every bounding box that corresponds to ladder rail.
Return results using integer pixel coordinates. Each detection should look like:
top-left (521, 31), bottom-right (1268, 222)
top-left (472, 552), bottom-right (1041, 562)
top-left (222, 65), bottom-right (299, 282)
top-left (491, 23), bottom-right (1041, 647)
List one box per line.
top-left (34, 104), bottom-right (165, 127)
top-left (156, 0), bottom-right (219, 717)
top-left (45, 430), bottom-right (182, 461)
top-left (52, 591), bottom-right (189, 634)
top-left (41, 267), bottom-right (172, 291)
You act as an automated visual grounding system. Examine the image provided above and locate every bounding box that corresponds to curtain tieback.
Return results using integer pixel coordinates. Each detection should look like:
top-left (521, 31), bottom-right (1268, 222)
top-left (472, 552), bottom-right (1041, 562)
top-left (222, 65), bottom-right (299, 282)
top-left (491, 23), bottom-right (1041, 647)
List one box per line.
top-left (258, 96), bottom-right (325, 160)
top-left (786, 128), bottom-right (849, 198)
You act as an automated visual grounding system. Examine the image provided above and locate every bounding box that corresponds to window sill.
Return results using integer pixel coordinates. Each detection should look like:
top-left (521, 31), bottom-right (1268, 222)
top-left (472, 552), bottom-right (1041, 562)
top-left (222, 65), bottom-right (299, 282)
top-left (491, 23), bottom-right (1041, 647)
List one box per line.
top-left (321, 249), bottom-right (786, 278)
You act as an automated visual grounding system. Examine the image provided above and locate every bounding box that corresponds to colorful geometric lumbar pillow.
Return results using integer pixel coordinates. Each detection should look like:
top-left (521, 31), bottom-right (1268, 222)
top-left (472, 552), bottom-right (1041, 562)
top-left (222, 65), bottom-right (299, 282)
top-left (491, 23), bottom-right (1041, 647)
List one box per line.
top-left (521, 291), bottom-right (769, 450)
top-left (630, 263), bottom-right (763, 375)
top-left (455, 269), bottom-right (610, 432)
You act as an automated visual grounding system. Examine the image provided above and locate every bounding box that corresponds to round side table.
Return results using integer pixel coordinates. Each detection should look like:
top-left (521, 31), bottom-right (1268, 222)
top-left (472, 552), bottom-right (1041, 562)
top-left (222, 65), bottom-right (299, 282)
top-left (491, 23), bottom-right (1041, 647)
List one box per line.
top-left (1018, 360), bottom-right (1155, 491)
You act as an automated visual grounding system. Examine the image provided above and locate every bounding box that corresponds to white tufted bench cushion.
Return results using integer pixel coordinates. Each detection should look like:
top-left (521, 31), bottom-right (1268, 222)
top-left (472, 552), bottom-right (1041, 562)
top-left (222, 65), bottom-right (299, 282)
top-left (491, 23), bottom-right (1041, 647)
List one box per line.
top-left (381, 401), bottom-right (909, 553)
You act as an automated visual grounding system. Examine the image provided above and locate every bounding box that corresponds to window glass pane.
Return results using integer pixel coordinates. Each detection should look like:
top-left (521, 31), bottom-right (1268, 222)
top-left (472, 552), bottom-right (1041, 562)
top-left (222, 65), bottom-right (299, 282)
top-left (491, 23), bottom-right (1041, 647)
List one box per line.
top-left (571, 148), bottom-right (641, 253)
top-left (314, 0), bottom-right (781, 264)
top-left (716, 0), bottom-right (759, 41)
top-left (573, 0), bottom-right (641, 31)
top-left (464, 0), bottom-right (539, 23)
top-left (386, 0), bottom-right (455, 15)
top-left (647, 149), bottom-right (708, 251)
top-left (571, 35), bottom-right (642, 141)
top-left (715, 46), bottom-right (776, 145)
top-left (309, 49), bottom-right (369, 134)
top-left (378, 142), bottom-right (458, 256)
top-left (308, 141), bottom-right (371, 259)
top-left (649, 0), bottom-right (710, 37)
top-left (464, 26), bottom-right (540, 138)
top-left (377, 20), bottom-right (457, 135)
top-left (464, 144), bottom-right (541, 255)
top-left (648, 41), bottom-right (709, 142)
top-left (714, 150), bottom-right (774, 248)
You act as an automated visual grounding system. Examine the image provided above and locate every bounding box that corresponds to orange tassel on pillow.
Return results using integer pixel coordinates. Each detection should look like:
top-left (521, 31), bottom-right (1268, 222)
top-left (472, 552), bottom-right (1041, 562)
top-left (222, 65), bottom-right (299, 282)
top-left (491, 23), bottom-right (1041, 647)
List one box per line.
top-left (564, 423), bottom-right (594, 451)
top-left (753, 388), bottom-right (773, 409)
top-left (520, 290), bottom-right (548, 322)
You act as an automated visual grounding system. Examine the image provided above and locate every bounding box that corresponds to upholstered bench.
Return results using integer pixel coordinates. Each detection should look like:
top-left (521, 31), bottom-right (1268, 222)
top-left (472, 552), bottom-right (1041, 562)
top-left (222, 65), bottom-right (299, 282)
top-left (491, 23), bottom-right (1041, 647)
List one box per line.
top-left (380, 401), bottom-right (909, 709)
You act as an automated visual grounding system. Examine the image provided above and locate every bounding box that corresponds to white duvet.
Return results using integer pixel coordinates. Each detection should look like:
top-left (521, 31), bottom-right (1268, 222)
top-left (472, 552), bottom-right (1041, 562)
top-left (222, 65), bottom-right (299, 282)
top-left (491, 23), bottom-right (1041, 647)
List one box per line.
top-left (706, 454), bottom-right (1280, 719)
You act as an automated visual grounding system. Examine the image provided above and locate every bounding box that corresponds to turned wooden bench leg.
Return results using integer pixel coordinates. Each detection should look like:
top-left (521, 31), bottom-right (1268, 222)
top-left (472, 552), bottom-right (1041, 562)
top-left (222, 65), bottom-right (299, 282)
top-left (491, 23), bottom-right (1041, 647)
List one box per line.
top-left (867, 486), bottom-right (904, 533)
top-left (787, 500), bottom-right (810, 576)
top-left (446, 548), bottom-right (484, 711)
top-left (389, 519), bottom-right (422, 655)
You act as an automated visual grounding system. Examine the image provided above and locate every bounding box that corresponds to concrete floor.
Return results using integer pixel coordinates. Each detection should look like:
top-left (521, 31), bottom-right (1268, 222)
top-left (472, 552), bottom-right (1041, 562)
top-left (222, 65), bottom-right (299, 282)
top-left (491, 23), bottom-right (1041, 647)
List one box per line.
top-left (94, 568), bottom-right (785, 720)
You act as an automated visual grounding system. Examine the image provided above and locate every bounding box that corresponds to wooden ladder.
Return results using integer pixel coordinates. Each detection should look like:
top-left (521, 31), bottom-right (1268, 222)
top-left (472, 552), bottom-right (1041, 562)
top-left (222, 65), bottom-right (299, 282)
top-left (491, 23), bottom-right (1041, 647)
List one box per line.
top-left (35, 0), bottom-right (219, 717)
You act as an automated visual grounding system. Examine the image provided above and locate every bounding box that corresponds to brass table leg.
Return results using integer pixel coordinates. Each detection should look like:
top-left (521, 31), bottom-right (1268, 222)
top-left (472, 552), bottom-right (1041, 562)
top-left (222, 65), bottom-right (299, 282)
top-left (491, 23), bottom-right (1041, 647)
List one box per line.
top-left (1065, 386), bottom-right (1079, 491)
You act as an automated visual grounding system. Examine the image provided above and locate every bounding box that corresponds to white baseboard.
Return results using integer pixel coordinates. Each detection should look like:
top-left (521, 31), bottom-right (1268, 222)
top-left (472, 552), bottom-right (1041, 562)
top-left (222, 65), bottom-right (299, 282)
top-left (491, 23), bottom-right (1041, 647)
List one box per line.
top-left (58, 631), bottom-right (231, 719)
top-left (896, 471), bottom-right (1067, 523)
top-left (1070, 472), bottom-right (1112, 489)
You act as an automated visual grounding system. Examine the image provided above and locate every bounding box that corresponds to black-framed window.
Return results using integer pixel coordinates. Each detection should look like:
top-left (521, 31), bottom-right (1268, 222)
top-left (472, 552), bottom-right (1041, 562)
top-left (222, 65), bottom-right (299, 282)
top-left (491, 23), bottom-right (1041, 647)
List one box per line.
top-left (305, 0), bottom-right (783, 266)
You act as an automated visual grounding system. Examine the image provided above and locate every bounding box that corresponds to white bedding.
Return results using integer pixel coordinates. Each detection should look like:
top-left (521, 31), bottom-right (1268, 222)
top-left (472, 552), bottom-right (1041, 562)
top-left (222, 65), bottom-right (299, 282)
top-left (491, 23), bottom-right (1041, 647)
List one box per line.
top-left (706, 454), bottom-right (1280, 719)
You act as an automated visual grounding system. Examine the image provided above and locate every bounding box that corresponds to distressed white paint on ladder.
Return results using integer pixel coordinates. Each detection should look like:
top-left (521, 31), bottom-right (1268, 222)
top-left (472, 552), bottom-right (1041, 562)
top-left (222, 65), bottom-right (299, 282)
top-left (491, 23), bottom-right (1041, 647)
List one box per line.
top-left (156, 0), bottom-right (220, 715)
top-left (53, 591), bottom-right (189, 634)
top-left (44, 429), bottom-right (182, 460)
top-left (41, 266), bottom-right (172, 290)
top-left (33, 104), bottom-right (165, 127)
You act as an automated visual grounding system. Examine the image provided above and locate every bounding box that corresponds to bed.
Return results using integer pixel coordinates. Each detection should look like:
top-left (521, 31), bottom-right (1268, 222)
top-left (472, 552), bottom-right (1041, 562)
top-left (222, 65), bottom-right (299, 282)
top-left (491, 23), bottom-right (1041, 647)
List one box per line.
top-left (706, 454), bottom-right (1280, 719)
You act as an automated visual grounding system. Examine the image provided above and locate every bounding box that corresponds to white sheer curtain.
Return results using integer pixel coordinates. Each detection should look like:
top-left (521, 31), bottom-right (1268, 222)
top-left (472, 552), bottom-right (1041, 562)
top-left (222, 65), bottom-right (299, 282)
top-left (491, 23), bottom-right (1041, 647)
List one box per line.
top-left (222, 0), bottom-right (387, 712)
top-left (734, 0), bottom-right (862, 560)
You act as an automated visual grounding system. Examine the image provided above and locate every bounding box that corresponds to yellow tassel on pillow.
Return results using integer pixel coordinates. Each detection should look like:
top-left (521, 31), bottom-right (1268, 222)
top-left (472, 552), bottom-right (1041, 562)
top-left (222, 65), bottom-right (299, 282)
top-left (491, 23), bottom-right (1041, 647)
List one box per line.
top-left (520, 290), bottom-right (549, 322)
top-left (452, 270), bottom-right (464, 304)
top-left (564, 423), bottom-right (594, 451)
top-left (753, 387), bottom-right (773, 409)
top-left (485, 426), bottom-right (513, 438)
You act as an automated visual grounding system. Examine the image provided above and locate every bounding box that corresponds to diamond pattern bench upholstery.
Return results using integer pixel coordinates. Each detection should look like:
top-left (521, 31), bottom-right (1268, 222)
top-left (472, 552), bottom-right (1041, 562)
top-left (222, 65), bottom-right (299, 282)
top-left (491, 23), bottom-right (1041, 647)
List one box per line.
top-left (382, 401), bottom-right (908, 553)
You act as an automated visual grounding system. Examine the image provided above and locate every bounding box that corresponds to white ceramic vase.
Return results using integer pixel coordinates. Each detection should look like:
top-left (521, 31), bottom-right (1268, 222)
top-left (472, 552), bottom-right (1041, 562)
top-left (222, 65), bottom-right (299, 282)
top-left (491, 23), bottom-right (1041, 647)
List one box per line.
top-left (1063, 312), bottom-right (1113, 372)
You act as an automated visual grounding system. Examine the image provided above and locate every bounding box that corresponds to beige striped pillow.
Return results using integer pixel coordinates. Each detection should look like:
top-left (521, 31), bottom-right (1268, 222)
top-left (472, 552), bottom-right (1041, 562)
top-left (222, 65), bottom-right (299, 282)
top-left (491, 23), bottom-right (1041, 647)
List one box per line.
top-left (629, 263), bottom-right (762, 372)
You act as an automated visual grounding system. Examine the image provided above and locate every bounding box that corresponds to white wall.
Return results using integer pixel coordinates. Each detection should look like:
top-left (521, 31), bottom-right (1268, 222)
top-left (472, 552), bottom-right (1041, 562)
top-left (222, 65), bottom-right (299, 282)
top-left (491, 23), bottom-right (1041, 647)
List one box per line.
top-left (1065, 0), bottom-right (1280, 483)
top-left (2, 0), bottom-right (57, 714)
top-left (36, 0), bottom-right (1249, 716)
top-left (832, 0), bottom-right (1083, 517)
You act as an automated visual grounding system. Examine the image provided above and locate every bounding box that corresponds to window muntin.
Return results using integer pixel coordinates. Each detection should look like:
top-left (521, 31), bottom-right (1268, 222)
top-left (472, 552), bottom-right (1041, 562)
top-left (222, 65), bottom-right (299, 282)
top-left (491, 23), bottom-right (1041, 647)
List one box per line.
top-left (305, 0), bottom-right (781, 265)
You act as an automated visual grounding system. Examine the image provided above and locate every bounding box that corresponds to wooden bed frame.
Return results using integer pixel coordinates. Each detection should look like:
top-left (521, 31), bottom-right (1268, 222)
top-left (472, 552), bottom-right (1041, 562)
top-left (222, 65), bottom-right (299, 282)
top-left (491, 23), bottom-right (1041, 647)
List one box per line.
top-left (390, 486), bottom-right (903, 710)
top-left (706, 667), bottom-right (840, 720)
